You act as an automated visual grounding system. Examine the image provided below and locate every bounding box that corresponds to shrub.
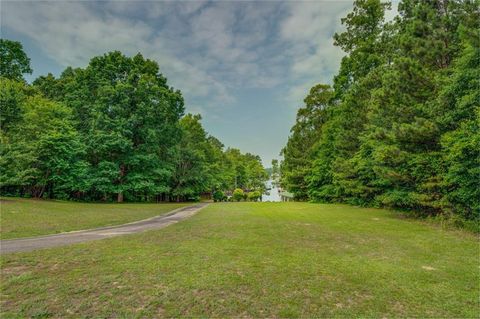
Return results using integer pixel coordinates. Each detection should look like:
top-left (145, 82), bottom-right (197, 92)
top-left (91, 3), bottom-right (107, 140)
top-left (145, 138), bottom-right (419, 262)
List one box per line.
top-left (213, 190), bottom-right (225, 202)
top-left (248, 190), bottom-right (262, 202)
top-left (233, 188), bottom-right (244, 202)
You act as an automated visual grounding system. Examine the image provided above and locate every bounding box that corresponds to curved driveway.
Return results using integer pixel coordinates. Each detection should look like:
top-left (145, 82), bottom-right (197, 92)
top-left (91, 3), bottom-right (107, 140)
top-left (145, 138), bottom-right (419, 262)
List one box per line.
top-left (1, 203), bottom-right (208, 254)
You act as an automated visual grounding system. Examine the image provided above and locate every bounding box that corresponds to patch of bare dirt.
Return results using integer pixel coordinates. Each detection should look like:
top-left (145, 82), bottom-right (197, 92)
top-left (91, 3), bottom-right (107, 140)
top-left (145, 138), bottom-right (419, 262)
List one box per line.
top-left (0, 199), bottom-right (16, 204)
top-left (1, 265), bottom-right (29, 276)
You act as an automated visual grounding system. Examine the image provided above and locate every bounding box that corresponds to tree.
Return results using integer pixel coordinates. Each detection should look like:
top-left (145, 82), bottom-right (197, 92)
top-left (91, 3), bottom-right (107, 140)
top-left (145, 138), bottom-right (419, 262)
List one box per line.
top-left (33, 73), bottom-right (64, 100)
top-left (171, 114), bottom-right (211, 201)
top-left (353, 0), bottom-right (471, 211)
top-left (1, 96), bottom-right (87, 198)
top-left (0, 78), bottom-right (29, 132)
top-left (206, 135), bottom-right (230, 191)
top-left (318, 69), bottom-right (384, 204)
top-left (1, 40), bottom-right (268, 202)
top-left (48, 52), bottom-right (185, 202)
top-left (313, 0), bottom-right (391, 204)
top-left (284, 0), bottom-right (479, 223)
top-left (0, 39), bottom-right (32, 81)
top-left (333, 0), bottom-right (391, 95)
top-left (271, 159), bottom-right (280, 186)
top-left (271, 159), bottom-right (279, 176)
top-left (244, 153), bottom-right (268, 191)
top-left (438, 24), bottom-right (480, 219)
top-left (440, 113), bottom-right (480, 220)
top-left (281, 84), bottom-right (333, 200)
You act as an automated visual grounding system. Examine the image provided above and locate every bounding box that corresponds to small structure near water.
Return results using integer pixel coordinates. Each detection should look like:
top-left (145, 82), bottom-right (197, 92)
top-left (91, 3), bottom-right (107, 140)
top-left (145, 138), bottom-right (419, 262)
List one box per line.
top-left (279, 191), bottom-right (294, 202)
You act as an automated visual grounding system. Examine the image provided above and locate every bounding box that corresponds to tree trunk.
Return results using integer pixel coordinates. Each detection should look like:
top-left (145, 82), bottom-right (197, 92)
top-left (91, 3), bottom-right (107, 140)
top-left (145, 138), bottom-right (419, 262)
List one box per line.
top-left (48, 183), bottom-right (54, 199)
top-left (117, 192), bottom-right (124, 203)
top-left (37, 185), bottom-right (46, 198)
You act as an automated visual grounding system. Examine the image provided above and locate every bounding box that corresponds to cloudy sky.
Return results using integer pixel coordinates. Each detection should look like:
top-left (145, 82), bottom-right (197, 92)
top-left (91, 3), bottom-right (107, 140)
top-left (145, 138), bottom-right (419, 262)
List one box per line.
top-left (1, 1), bottom-right (397, 166)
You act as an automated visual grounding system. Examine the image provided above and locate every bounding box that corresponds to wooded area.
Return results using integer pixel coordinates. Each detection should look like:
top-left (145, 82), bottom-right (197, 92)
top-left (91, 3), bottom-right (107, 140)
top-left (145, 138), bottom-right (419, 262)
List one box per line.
top-left (0, 42), bottom-right (267, 202)
top-left (280, 0), bottom-right (479, 227)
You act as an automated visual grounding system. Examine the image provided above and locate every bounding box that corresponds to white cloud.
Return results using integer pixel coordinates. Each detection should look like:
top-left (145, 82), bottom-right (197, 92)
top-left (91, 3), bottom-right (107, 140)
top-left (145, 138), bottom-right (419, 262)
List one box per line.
top-left (279, 1), bottom-right (352, 106)
top-left (2, 1), bottom-right (358, 111)
top-left (2, 1), bottom-right (234, 108)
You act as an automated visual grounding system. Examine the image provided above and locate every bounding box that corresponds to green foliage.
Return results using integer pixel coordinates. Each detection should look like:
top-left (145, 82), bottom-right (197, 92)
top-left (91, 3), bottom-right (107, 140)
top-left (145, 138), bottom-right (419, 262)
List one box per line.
top-left (440, 112), bottom-right (480, 219)
top-left (0, 78), bottom-right (29, 132)
top-left (270, 159), bottom-right (279, 180)
top-left (282, 0), bottom-right (479, 224)
top-left (172, 114), bottom-right (209, 200)
top-left (333, 0), bottom-right (390, 95)
top-left (171, 114), bottom-right (223, 201)
top-left (280, 84), bottom-right (333, 200)
top-left (25, 97), bottom-right (86, 198)
top-left (0, 39), bottom-right (32, 81)
top-left (1, 49), bottom-right (267, 202)
top-left (224, 148), bottom-right (267, 192)
top-left (1, 95), bottom-right (86, 198)
top-left (232, 188), bottom-right (244, 202)
top-left (213, 190), bottom-right (225, 202)
top-left (437, 32), bottom-right (480, 219)
top-left (58, 52), bottom-right (185, 202)
top-left (247, 190), bottom-right (262, 202)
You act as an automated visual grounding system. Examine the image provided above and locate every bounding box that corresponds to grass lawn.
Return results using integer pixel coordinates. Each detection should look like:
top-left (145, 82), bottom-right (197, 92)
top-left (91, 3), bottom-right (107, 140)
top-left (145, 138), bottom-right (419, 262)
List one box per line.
top-left (0, 198), bottom-right (191, 239)
top-left (1, 202), bottom-right (478, 317)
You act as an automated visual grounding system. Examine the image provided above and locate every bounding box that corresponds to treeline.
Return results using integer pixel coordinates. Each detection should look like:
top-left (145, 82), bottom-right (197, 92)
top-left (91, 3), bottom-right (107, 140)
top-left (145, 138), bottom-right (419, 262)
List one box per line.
top-left (281, 0), bottom-right (479, 225)
top-left (0, 41), bottom-right (267, 202)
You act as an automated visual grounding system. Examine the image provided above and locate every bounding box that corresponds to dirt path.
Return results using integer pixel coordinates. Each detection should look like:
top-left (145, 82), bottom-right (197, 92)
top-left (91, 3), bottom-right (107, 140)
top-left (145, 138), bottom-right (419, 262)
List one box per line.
top-left (1, 203), bottom-right (208, 254)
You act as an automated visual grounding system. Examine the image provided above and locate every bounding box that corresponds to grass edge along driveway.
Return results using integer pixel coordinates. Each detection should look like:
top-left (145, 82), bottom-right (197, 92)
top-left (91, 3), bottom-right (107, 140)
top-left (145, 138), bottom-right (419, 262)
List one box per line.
top-left (0, 197), bottom-right (191, 239)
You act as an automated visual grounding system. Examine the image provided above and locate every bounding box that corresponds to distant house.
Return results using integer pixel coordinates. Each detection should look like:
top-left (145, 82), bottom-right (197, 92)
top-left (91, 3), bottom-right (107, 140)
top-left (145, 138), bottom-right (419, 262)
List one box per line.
top-left (279, 191), bottom-right (294, 202)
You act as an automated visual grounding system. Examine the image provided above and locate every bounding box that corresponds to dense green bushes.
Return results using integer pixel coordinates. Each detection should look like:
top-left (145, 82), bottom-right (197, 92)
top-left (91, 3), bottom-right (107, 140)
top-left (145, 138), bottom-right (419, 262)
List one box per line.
top-left (0, 41), bottom-right (267, 202)
top-left (281, 0), bottom-right (479, 223)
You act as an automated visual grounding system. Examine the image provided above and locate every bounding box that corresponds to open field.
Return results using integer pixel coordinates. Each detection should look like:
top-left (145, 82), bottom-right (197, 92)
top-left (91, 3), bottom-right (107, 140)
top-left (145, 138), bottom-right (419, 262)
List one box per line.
top-left (1, 202), bottom-right (479, 317)
top-left (0, 198), bottom-right (190, 239)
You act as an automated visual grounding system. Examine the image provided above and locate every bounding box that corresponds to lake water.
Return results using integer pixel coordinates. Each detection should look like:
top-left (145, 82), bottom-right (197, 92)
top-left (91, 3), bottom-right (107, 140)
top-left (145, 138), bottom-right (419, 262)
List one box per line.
top-left (262, 179), bottom-right (281, 202)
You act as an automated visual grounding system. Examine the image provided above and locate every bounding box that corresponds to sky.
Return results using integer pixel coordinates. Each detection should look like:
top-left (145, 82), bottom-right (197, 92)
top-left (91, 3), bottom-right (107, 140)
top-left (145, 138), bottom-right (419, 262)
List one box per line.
top-left (1, 1), bottom-right (397, 166)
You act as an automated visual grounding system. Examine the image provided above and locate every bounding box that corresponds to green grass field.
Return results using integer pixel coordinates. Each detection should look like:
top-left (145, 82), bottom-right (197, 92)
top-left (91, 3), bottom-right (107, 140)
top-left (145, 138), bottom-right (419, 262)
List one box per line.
top-left (1, 202), bottom-right (478, 318)
top-left (0, 198), bottom-right (190, 239)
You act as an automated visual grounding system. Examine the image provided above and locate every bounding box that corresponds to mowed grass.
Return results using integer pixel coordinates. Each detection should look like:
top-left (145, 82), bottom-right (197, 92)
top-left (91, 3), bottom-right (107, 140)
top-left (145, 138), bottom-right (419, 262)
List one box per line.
top-left (1, 202), bottom-right (478, 318)
top-left (0, 198), bottom-right (191, 239)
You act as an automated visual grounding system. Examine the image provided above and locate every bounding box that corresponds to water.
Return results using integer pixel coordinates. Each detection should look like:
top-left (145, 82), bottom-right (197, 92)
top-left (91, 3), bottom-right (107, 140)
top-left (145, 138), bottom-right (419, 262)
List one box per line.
top-left (262, 179), bottom-right (281, 202)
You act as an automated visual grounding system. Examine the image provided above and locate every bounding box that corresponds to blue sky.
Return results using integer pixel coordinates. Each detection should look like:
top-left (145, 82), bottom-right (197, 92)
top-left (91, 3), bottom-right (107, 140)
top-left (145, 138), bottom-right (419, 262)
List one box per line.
top-left (1, 1), bottom-right (397, 166)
